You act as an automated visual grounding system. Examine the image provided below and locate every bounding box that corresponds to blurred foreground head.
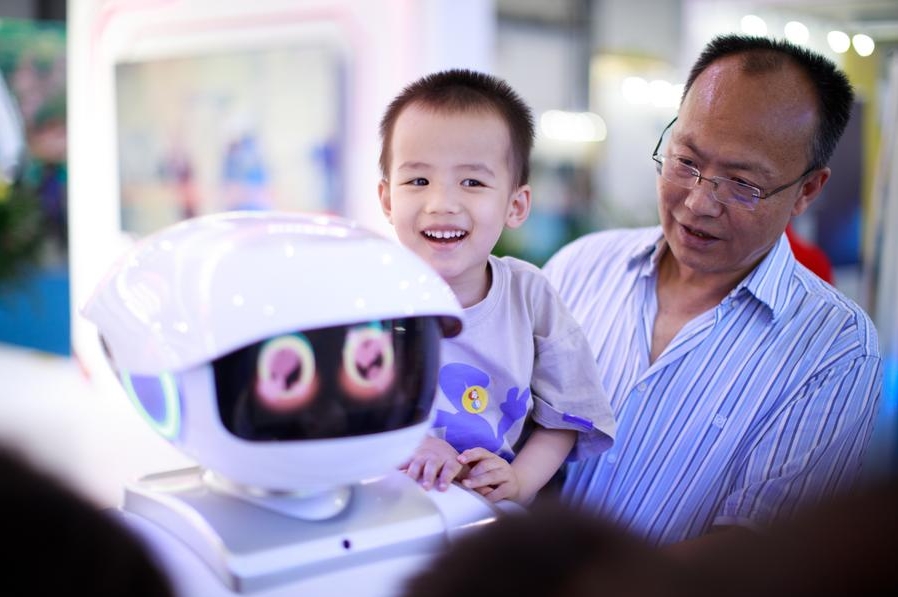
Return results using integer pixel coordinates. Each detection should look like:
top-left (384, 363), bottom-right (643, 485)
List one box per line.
top-left (400, 484), bottom-right (898, 597)
top-left (1, 444), bottom-right (174, 596)
top-left (399, 500), bottom-right (688, 597)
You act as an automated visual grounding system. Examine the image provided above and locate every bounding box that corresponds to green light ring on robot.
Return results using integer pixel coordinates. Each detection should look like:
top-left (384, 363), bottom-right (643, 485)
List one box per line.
top-left (119, 370), bottom-right (181, 440)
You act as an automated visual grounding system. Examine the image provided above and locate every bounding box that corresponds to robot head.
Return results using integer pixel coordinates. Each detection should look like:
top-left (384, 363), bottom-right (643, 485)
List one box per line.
top-left (82, 211), bottom-right (462, 493)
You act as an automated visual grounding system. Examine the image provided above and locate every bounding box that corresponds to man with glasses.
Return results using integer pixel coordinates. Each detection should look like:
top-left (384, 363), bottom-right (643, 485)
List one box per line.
top-left (543, 34), bottom-right (883, 553)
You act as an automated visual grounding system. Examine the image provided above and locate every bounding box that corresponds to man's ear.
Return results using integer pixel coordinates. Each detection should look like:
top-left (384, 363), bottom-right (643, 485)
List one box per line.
top-left (505, 184), bottom-right (531, 230)
top-left (378, 179), bottom-right (393, 222)
top-left (792, 167), bottom-right (830, 217)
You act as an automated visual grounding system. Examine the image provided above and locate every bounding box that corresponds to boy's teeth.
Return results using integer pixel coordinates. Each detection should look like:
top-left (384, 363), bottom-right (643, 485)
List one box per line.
top-left (425, 230), bottom-right (465, 239)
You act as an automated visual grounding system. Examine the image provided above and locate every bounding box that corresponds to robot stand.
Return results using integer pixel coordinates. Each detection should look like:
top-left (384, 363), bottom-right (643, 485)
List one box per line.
top-left (119, 467), bottom-right (505, 596)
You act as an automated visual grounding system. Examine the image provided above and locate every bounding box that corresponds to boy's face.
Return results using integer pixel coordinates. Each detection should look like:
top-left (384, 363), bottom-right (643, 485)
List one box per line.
top-left (378, 103), bottom-right (530, 294)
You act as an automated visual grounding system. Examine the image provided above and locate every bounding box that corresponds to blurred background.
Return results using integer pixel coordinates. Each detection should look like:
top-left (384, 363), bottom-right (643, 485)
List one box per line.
top-left (1, 0), bottom-right (897, 509)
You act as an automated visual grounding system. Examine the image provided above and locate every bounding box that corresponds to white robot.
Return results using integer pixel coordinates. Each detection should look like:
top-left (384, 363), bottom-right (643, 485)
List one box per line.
top-left (82, 211), bottom-right (506, 596)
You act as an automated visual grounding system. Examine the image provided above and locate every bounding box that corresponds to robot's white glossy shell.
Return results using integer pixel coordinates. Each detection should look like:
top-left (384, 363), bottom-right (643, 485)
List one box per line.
top-left (82, 211), bottom-right (461, 375)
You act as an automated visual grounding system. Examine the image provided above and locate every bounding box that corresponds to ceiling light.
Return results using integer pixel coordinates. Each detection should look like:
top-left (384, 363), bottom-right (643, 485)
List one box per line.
top-left (827, 30), bottom-right (851, 53)
top-left (621, 77), bottom-right (649, 105)
top-left (784, 21), bottom-right (809, 45)
top-left (539, 110), bottom-right (607, 143)
top-left (852, 33), bottom-right (875, 57)
top-left (740, 15), bottom-right (767, 36)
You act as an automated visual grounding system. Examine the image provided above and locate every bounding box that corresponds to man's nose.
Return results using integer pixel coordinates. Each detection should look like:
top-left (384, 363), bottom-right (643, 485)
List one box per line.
top-left (683, 177), bottom-right (724, 216)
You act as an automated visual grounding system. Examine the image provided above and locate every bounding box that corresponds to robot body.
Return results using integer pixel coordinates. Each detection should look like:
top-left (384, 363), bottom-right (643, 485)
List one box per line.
top-left (82, 212), bottom-right (506, 595)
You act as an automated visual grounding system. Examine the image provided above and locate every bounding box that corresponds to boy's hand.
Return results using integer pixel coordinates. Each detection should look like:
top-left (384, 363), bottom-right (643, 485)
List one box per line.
top-left (401, 436), bottom-right (465, 491)
top-left (457, 447), bottom-right (520, 503)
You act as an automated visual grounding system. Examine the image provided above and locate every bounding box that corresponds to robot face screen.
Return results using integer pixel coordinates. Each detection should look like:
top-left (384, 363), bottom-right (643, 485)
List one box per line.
top-left (212, 317), bottom-right (441, 441)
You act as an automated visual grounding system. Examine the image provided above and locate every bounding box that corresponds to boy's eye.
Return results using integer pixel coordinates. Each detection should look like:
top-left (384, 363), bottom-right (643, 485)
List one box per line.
top-left (406, 177), bottom-right (428, 186)
top-left (461, 179), bottom-right (484, 188)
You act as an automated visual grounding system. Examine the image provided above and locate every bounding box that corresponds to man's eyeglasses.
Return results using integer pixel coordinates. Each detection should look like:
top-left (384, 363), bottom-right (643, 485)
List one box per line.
top-left (651, 117), bottom-right (814, 211)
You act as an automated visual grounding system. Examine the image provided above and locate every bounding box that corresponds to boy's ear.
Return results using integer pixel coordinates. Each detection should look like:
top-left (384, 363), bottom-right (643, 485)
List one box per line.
top-left (504, 184), bottom-right (531, 230)
top-left (378, 179), bottom-right (393, 221)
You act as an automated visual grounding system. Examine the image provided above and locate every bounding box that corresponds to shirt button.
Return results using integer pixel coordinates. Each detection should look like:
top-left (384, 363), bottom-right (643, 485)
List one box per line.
top-left (606, 453), bottom-right (617, 464)
top-left (636, 382), bottom-right (647, 392)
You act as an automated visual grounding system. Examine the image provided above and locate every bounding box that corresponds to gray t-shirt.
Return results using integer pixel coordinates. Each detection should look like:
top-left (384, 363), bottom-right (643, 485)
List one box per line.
top-left (431, 255), bottom-right (615, 461)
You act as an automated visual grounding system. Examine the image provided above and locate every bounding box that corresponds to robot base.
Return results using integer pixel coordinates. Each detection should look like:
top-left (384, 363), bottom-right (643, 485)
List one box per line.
top-left (118, 467), bottom-right (507, 596)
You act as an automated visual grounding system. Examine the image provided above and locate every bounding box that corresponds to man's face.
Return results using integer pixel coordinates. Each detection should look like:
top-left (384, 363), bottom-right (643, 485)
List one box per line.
top-left (657, 55), bottom-right (827, 282)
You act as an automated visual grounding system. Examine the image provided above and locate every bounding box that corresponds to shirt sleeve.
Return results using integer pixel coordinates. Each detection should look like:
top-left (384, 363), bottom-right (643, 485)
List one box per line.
top-left (528, 293), bottom-right (617, 461)
top-left (716, 353), bottom-right (883, 530)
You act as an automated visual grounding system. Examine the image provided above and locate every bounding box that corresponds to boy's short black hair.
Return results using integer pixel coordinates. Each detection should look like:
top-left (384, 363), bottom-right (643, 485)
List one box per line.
top-left (379, 69), bottom-right (535, 187)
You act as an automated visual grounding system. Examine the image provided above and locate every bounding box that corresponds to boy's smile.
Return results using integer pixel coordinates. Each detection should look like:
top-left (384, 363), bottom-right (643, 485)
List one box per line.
top-left (379, 103), bottom-right (530, 307)
top-left (423, 228), bottom-right (467, 242)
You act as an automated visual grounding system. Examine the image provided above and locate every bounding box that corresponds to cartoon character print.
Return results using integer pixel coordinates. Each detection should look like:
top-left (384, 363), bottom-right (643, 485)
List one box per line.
top-left (433, 362), bottom-right (530, 461)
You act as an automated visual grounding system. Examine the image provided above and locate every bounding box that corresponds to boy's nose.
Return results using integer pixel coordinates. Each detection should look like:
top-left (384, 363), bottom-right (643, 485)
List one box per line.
top-left (425, 184), bottom-right (461, 213)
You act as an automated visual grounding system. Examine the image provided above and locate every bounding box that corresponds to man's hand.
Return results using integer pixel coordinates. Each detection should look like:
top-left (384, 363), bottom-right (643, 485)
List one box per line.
top-left (401, 436), bottom-right (466, 491)
top-left (457, 447), bottom-right (521, 503)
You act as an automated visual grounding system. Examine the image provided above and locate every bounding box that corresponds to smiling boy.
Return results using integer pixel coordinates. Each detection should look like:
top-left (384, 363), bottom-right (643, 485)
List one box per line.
top-left (377, 69), bottom-right (615, 504)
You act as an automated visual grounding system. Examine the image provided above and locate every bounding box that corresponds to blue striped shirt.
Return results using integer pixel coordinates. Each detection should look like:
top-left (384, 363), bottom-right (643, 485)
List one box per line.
top-left (543, 226), bottom-right (883, 545)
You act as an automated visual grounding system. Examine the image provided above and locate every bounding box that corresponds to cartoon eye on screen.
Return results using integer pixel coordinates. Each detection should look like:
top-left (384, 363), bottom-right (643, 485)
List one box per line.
top-left (255, 333), bottom-right (318, 412)
top-left (213, 317), bottom-right (436, 442)
top-left (340, 322), bottom-right (396, 400)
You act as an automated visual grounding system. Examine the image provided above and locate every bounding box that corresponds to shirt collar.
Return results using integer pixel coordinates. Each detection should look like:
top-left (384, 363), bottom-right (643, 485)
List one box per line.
top-left (739, 232), bottom-right (795, 320)
top-left (626, 226), bottom-right (665, 275)
top-left (627, 227), bottom-right (796, 320)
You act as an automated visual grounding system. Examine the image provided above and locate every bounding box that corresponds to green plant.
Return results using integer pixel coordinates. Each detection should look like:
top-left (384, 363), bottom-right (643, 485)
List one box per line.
top-left (0, 180), bottom-right (45, 287)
